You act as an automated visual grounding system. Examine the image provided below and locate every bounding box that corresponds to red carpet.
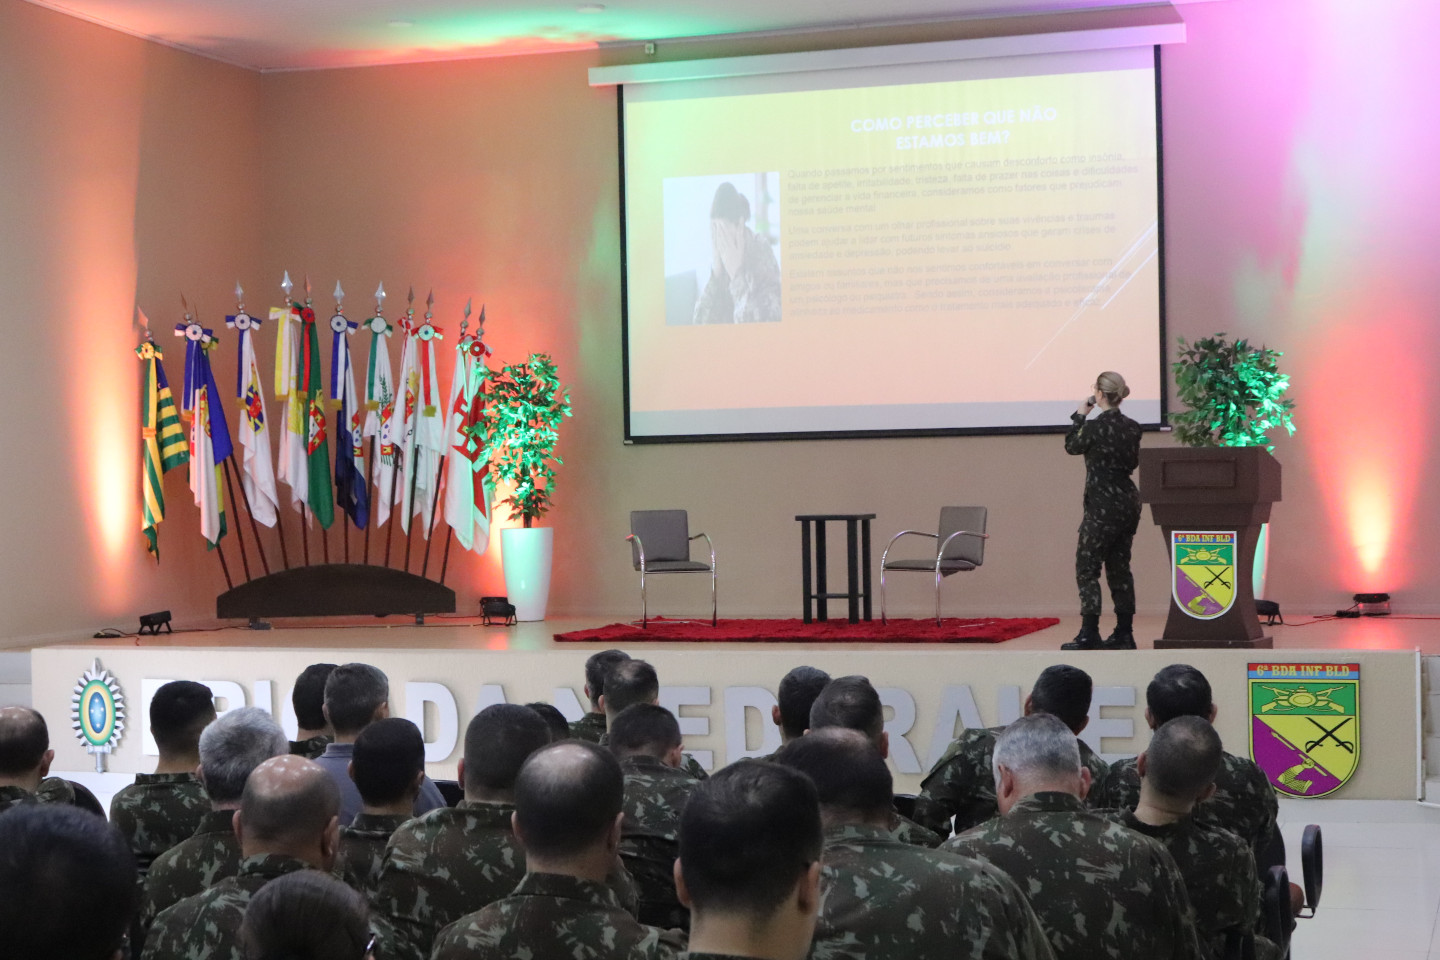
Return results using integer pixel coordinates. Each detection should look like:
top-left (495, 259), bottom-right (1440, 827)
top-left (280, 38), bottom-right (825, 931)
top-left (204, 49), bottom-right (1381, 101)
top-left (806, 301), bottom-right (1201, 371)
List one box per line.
top-left (553, 617), bottom-right (1059, 644)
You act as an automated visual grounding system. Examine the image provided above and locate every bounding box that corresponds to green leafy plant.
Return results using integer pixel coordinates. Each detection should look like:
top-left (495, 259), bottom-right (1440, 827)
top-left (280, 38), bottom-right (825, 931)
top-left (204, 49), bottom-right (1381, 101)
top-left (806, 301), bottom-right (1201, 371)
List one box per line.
top-left (1171, 334), bottom-right (1296, 450)
top-left (480, 353), bottom-right (572, 527)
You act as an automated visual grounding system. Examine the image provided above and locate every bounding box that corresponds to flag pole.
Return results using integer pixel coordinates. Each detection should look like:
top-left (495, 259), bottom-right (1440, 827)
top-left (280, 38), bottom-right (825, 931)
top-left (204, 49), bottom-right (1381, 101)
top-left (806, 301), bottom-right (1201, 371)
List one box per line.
top-left (214, 540), bottom-right (235, 591)
top-left (300, 503), bottom-right (311, 565)
top-left (363, 433), bottom-right (375, 566)
top-left (274, 510), bottom-right (291, 570)
top-left (420, 451), bottom-right (447, 578)
top-left (438, 527), bottom-right (454, 586)
top-left (220, 459), bottom-right (253, 582)
top-left (225, 454), bottom-right (271, 576)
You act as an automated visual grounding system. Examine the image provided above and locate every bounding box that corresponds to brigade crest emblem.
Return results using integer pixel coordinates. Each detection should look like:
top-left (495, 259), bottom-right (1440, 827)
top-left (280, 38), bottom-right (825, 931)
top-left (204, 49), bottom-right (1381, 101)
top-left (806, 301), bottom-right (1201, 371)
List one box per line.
top-left (1249, 663), bottom-right (1360, 799)
top-left (71, 658), bottom-right (125, 772)
top-left (1172, 531), bottom-right (1237, 620)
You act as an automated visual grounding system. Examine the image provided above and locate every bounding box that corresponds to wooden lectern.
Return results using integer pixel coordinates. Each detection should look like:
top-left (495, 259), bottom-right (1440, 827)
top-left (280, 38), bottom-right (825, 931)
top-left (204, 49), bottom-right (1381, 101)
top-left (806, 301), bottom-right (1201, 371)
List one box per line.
top-left (1139, 447), bottom-right (1281, 649)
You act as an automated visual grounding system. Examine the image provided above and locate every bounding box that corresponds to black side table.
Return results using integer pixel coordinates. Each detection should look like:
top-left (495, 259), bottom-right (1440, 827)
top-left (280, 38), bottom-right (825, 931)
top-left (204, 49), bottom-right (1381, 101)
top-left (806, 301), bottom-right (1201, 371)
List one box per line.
top-left (795, 514), bottom-right (875, 624)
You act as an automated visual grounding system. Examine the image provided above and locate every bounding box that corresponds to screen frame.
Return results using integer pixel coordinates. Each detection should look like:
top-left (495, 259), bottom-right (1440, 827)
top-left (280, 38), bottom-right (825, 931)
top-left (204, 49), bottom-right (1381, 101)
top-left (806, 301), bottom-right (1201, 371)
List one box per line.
top-left (618, 45), bottom-right (1170, 445)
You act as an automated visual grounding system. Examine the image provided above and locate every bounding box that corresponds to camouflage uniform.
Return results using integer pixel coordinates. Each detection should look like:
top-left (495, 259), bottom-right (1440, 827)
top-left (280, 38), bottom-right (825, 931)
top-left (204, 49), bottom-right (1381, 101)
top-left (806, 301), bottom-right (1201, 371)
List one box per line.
top-left (943, 791), bottom-right (1203, 960)
top-left (600, 729), bottom-right (709, 781)
top-left (336, 812), bottom-right (410, 896)
top-left (137, 809), bottom-right (242, 950)
top-left (693, 228), bottom-right (783, 326)
top-left (431, 872), bottom-right (684, 960)
top-left (811, 822), bottom-right (1056, 960)
top-left (913, 726), bottom-right (1110, 837)
top-left (0, 776), bottom-right (75, 814)
top-left (290, 734), bottom-right (333, 759)
top-left (1102, 810), bottom-right (1263, 960)
top-left (620, 754), bottom-right (699, 929)
top-left (110, 773), bottom-right (210, 871)
top-left (1091, 752), bottom-right (1279, 855)
top-left (887, 810), bottom-right (943, 848)
top-left (371, 800), bottom-right (525, 960)
top-left (141, 854), bottom-right (312, 960)
top-left (1065, 407), bottom-right (1143, 616)
top-left (570, 711), bottom-right (608, 742)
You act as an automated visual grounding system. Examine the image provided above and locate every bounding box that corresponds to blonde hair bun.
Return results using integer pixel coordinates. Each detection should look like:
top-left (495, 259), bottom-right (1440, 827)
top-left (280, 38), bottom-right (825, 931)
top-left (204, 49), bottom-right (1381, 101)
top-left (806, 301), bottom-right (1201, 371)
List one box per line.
top-left (1096, 371), bottom-right (1130, 402)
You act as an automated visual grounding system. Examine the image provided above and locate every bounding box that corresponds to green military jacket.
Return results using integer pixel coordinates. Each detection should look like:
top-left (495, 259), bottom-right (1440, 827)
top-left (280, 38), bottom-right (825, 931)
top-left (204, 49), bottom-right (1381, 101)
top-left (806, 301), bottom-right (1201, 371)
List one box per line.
top-left (913, 726), bottom-right (1110, 837)
top-left (943, 791), bottom-right (1204, 960)
top-left (1105, 810), bottom-right (1269, 960)
top-left (431, 872), bottom-right (684, 960)
top-left (1091, 752), bottom-right (1279, 856)
top-left (620, 754), bottom-right (699, 929)
top-left (137, 809), bottom-right (242, 949)
top-left (811, 822), bottom-right (1056, 960)
top-left (142, 853), bottom-right (312, 960)
top-left (0, 776), bottom-right (75, 814)
top-left (570, 712), bottom-right (608, 742)
top-left (371, 800), bottom-right (525, 960)
top-left (110, 773), bottom-right (209, 871)
top-left (336, 812), bottom-right (410, 896)
top-left (289, 734), bottom-right (333, 759)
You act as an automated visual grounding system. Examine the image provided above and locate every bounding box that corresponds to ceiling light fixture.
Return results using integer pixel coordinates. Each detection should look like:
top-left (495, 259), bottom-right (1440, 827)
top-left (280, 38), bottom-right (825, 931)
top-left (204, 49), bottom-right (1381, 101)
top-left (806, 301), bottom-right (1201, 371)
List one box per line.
top-left (577, 3), bottom-right (606, 13)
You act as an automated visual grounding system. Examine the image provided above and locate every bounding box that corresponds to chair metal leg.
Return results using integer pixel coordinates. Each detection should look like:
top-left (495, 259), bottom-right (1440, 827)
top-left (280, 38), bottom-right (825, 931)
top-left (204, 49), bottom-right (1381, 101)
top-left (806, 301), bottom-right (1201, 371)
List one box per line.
top-left (711, 567), bottom-right (717, 627)
top-left (640, 569), bottom-right (648, 628)
top-left (935, 567), bottom-right (943, 627)
top-left (880, 567), bottom-right (888, 625)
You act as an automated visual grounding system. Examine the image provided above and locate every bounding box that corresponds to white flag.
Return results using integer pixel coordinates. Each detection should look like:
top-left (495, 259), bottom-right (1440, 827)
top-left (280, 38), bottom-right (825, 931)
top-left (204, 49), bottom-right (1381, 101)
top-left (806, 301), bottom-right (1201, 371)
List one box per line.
top-left (445, 336), bottom-right (493, 552)
top-left (394, 327), bottom-right (420, 534)
top-left (237, 325), bottom-right (279, 527)
top-left (190, 386), bottom-right (224, 546)
top-left (275, 309), bottom-right (309, 516)
top-left (411, 332), bottom-right (446, 538)
top-left (363, 330), bottom-right (397, 528)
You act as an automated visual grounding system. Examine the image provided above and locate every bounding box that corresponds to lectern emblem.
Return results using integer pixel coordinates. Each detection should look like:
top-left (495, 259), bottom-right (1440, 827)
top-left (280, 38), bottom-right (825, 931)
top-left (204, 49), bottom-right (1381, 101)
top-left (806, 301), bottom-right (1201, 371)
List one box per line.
top-left (1249, 663), bottom-right (1360, 798)
top-left (1171, 531), bottom-right (1236, 620)
top-left (71, 658), bottom-right (125, 772)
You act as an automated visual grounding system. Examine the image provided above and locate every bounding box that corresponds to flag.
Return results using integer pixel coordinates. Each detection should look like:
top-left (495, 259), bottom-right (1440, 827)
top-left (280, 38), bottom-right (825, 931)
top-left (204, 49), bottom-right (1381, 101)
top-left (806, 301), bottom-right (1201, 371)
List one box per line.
top-left (394, 321), bottom-right (420, 534)
top-left (229, 312), bottom-right (278, 527)
top-left (137, 340), bottom-right (189, 559)
top-left (445, 330), bottom-right (494, 552)
top-left (410, 321), bottom-right (446, 537)
top-left (300, 304), bottom-right (335, 529)
top-left (184, 333), bottom-right (232, 549)
top-left (362, 318), bottom-right (397, 528)
top-left (275, 304), bottom-right (309, 516)
top-left (331, 314), bottom-right (369, 529)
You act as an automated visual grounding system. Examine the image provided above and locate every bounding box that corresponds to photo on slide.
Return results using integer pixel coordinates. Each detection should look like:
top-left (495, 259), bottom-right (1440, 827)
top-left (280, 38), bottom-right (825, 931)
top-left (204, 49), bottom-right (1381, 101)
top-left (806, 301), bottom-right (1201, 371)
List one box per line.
top-left (663, 172), bottom-right (782, 325)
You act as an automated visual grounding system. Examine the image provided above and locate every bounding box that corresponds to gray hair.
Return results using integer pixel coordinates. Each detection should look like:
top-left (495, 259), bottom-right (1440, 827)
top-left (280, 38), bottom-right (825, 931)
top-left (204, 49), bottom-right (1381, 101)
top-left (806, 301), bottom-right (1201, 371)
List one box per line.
top-left (992, 714), bottom-right (1082, 788)
top-left (198, 707), bottom-right (288, 803)
top-left (323, 663), bottom-right (390, 736)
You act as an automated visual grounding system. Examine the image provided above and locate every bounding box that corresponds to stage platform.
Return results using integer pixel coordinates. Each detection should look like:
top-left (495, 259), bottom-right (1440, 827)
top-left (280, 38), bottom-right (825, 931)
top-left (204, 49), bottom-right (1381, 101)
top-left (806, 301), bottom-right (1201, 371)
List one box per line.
top-left (25, 613), bottom-right (1426, 799)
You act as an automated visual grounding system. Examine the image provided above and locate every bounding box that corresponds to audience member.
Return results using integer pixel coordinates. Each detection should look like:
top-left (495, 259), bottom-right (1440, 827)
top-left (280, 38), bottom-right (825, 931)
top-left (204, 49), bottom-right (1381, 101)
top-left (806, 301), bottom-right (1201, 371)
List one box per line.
top-left (335, 717), bottom-right (424, 895)
top-left (775, 729), bottom-right (1053, 960)
top-left (144, 755), bottom-right (341, 960)
top-left (677, 760), bottom-right (822, 960)
top-left (808, 675), bottom-right (941, 847)
top-left (528, 701), bottom-right (573, 741)
top-left (372, 704), bottom-right (552, 960)
top-left (943, 715), bottom-right (1202, 960)
top-left (0, 705), bottom-right (76, 811)
top-left (110, 680), bottom-right (216, 872)
top-left (138, 706), bottom-right (288, 948)
top-left (0, 804), bottom-right (137, 960)
top-left (915, 664), bottom-right (1110, 837)
top-left (314, 663), bottom-right (445, 824)
top-left (771, 665), bottom-right (830, 749)
top-left (570, 648), bottom-right (632, 742)
top-left (1091, 664), bottom-right (1278, 855)
top-left (602, 658), bottom-right (709, 780)
top-left (290, 664), bottom-right (338, 759)
top-left (610, 702), bottom-right (699, 929)
top-left (240, 870), bottom-right (374, 960)
top-left (432, 741), bottom-right (683, 960)
top-left (1103, 716), bottom-right (1270, 960)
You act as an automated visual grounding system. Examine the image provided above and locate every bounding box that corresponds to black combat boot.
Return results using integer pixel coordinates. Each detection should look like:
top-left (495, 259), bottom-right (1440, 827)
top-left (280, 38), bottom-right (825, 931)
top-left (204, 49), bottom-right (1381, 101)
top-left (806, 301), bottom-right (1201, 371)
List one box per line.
top-left (1061, 614), bottom-right (1103, 650)
top-left (1102, 611), bottom-right (1137, 650)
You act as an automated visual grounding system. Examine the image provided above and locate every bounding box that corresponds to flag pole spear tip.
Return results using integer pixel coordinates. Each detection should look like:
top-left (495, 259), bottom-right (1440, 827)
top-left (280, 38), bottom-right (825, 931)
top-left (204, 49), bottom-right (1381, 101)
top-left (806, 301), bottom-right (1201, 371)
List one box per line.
top-left (234, 281), bottom-right (244, 302)
top-left (375, 281), bottom-right (386, 303)
top-left (304, 274), bottom-right (312, 298)
top-left (281, 271), bottom-right (293, 299)
top-left (334, 280), bottom-right (344, 303)
top-left (464, 298), bottom-right (472, 319)
top-left (407, 286), bottom-right (415, 306)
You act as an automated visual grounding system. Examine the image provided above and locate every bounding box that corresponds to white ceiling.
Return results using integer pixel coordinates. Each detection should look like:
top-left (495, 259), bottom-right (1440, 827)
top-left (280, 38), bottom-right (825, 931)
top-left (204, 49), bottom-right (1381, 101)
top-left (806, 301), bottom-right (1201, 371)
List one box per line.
top-left (26, 0), bottom-right (1204, 71)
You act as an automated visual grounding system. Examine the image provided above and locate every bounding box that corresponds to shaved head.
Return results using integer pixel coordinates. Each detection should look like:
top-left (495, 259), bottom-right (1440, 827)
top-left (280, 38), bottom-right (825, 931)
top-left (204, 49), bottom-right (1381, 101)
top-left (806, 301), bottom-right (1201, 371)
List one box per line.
top-left (514, 741), bottom-right (623, 859)
top-left (238, 755), bottom-right (340, 851)
top-left (0, 707), bottom-right (49, 777)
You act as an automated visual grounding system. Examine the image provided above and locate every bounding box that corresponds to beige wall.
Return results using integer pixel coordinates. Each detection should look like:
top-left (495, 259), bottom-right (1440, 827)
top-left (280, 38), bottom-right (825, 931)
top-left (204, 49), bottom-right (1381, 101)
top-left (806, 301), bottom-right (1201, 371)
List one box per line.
top-left (4, 0), bottom-right (1440, 641)
top-left (32, 641), bottom-right (1414, 799)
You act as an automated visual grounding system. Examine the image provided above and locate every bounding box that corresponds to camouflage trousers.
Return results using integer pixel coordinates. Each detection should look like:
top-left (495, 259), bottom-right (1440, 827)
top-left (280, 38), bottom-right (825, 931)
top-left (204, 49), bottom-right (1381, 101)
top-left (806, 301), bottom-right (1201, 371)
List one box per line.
top-left (1075, 508), bottom-right (1140, 617)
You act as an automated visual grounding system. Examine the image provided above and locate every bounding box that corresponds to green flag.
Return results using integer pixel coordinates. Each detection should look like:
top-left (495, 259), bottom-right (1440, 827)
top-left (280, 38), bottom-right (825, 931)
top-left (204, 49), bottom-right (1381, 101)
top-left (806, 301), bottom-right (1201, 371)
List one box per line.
top-left (300, 307), bottom-right (335, 529)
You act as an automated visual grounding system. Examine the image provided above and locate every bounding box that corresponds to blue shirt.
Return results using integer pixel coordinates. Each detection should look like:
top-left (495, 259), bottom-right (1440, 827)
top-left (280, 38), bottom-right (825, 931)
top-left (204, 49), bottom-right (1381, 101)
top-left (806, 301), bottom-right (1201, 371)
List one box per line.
top-left (315, 741), bottom-right (447, 826)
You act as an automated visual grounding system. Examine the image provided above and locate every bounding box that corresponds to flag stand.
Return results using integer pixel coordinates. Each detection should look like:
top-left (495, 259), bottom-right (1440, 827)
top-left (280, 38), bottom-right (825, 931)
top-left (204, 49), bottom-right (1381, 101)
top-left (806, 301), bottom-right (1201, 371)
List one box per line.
top-left (420, 454), bottom-right (447, 578)
top-left (300, 503), bottom-right (311, 566)
top-left (438, 528), bottom-right (454, 586)
top-left (220, 460), bottom-right (253, 582)
top-left (214, 540), bottom-right (234, 591)
top-left (225, 455), bottom-right (271, 576)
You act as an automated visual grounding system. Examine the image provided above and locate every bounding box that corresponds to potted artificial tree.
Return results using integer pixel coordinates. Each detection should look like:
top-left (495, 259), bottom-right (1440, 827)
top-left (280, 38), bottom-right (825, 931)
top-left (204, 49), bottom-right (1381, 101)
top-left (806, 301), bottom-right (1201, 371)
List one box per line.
top-left (482, 353), bottom-right (572, 621)
top-left (1170, 334), bottom-right (1296, 599)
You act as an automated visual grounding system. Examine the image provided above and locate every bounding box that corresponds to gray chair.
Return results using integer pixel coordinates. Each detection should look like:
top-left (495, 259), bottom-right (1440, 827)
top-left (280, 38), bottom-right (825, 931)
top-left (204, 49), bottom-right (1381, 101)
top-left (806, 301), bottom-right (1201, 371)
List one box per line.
top-left (879, 506), bottom-right (988, 626)
top-left (626, 510), bottom-right (716, 628)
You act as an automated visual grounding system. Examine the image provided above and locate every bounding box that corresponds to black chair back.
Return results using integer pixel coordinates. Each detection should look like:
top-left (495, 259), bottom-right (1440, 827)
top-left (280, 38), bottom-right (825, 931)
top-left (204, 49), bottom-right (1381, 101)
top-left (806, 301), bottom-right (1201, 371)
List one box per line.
top-left (1300, 823), bottom-right (1324, 916)
top-left (67, 781), bottom-right (107, 819)
top-left (434, 779), bottom-right (463, 807)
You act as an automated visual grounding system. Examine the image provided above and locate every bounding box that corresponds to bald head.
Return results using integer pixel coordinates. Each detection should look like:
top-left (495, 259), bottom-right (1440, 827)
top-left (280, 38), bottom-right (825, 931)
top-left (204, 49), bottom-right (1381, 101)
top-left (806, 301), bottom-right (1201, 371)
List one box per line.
top-left (0, 707), bottom-right (49, 780)
top-left (774, 728), bottom-right (892, 823)
top-left (237, 756), bottom-right (341, 866)
top-left (514, 741), bottom-right (624, 860)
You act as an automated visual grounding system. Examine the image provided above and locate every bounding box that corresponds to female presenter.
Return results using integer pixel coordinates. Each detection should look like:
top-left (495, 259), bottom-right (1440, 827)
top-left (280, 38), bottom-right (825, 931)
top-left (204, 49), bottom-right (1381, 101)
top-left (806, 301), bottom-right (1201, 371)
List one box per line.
top-left (1061, 371), bottom-right (1143, 651)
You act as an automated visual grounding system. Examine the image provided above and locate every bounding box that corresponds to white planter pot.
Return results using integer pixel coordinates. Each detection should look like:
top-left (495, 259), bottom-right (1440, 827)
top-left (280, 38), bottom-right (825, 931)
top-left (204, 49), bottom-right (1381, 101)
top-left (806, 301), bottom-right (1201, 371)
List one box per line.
top-left (501, 527), bottom-right (554, 622)
top-left (1253, 521), bottom-right (1270, 599)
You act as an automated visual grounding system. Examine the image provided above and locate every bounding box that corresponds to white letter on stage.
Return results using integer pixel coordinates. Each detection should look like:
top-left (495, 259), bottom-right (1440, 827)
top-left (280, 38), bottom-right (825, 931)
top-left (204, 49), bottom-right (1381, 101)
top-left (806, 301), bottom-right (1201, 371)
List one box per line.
top-left (201, 681), bottom-right (248, 717)
top-left (878, 688), bottom-right (922, 774)
top-left (724, 686), bottom-right (780, 762)
top-left (551, 688), bottom-right (586, 723)
top-left (1081, 685), bottom-right (1135, 760)
top-left (474, 685), bottom-right (507, 712)
top-left (926, 685), bottom-right (984, 769)
top-left (996, 685), bottom-right (1023, 726)
top-left (278, 687), bottom-right (299, 741)
top-left (404, 682), bottom-right (459, 763)
top-left (660, 686), bottom-right (712, 770)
